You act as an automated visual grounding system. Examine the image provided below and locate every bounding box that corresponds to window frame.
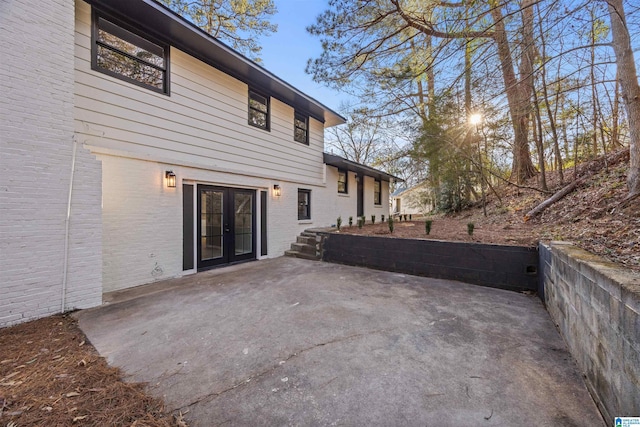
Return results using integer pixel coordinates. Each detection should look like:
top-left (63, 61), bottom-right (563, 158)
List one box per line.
top-left (298, 189), bottom-right (311, 220)
top-left (248, 89), bottom-right (270, 131)
top-left (294, 111), bottom-right (309, 145)
top-left (337, 169), bottom-right (348, 194)
top-left (374, 179), bottom-right (382, 205)
top-left (91, 9), bottom-right (170, 95)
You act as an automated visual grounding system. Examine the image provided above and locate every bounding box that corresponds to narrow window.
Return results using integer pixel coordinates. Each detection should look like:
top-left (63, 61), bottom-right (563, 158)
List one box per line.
top-left (249, 90), bottom-right (270, 130)
top-left (298, 189), bottom-right (311, 220)
top-left (92, 11), bottom-right (168, 94)
top-left (374, 179), bottom-right (382, 205)
top-left (338, 169), bottom-right (348, 194)
top-left (294, 112), bottom-right (309, 144)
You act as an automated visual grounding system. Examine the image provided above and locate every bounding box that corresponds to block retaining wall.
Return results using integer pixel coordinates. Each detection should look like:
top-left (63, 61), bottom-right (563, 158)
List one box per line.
top-left (320, 233), bottom-right (539, 292)
top-left (541, 242), bottom-right (639, 420)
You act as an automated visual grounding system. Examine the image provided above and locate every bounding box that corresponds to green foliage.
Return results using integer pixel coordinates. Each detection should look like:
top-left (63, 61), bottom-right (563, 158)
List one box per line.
top-left (425, 220), bottom-right (432, 235)
top-left (349, 216), bottom-right (353, 227)
top-left (371, 215), bottom-right (376, 224)
top-left (336, 216), bottom-right (342, 230)
top-left (412, 105), bottom-right (477, 214)
top-left (159, 0), bottom-right (277, 61)
top-left (388, 216), bottom-right (394, 233)
top-left (381, 214), bottom-right (385, 222)
top-left (467, 222), bottom-right (475, 236)
top-left (358, 216), bottom-right (364, 228)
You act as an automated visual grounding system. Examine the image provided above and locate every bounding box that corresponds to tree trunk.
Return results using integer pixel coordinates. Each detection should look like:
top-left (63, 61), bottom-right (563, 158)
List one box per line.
top-left (537, 9), bottom-right (563, 183)
top-left (532, 86), bottom-right (548, 191)
top-left (612, 74), bottom-right (620, 148)
top-left (490, 2), bottom-right (537, 184)
top-left (524, 177), bottom-right (586, 221)
top-left (607, 0), bottom-right (640, 198)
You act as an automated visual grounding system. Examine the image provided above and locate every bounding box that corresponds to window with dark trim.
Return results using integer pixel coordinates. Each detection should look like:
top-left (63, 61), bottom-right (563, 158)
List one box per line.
top-left (338, 169), bottom-right (348, 194)
top-left (249, 90), bottom-right (270, 130)
top-left (294, 112), bottom-right (309, 144)
top-left (374, 179), bottom-right (382, 205)
top-left (92, 10), bottom-right (169, 94)
top-left (298, 189), bottom-right (311, 220)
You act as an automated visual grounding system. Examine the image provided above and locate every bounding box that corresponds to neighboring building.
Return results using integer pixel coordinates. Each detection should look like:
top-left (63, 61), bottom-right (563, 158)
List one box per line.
top-left (391, 183), bottom-right (433, 217)
top-left (0, 0), bottom-right (396, 327)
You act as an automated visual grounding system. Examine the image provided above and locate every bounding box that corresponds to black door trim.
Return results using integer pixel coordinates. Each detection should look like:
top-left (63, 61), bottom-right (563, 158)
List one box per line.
top-left (197, 185), bottom-right (256, 271)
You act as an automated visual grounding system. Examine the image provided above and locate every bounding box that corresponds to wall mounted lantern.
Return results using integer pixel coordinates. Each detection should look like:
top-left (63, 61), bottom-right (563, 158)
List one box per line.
top-left (165, 170), bottom-right (176, 188)
top-left (273, 184), bottom-right (281, 197)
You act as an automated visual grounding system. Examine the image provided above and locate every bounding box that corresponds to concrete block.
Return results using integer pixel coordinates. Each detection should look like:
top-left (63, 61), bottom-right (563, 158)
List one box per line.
top-left (609, 296), bottom-right (623, 332)
top-left (621, 374), bottom-right (640, 415)
top-left (621, 305), bottom-right (640, 354)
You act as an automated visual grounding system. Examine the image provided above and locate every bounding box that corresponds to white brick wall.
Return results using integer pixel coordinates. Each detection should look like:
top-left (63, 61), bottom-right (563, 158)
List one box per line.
top-left (0, 0), bottom-right (102, 327)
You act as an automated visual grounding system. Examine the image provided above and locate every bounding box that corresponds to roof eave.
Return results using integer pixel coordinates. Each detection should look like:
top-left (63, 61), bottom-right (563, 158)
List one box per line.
top-left (323, 153), bottom-right (403, 183)
top-left (86, 0), bottom-right (346, 127)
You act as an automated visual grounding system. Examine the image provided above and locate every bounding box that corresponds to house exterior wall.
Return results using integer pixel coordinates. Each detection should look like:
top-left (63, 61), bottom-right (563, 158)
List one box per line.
top-left (74, 0), bottom-right (326, 187)
top-left (0, 0), bottom-right (103, 327)
top-left (74, 0), bottom-right (334, 291)
top-left (394, 187), bottom-right (431, 216)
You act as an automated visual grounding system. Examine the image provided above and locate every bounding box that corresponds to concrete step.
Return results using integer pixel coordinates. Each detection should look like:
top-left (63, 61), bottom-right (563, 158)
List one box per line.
top-left (296, 235), bottom-right (316, 245)
top-left (284, 250), bottom-right (320, 261)
top-left (290, 242), bottom-right (316, 255)
top-left (300, 231), bottom-right (318, 238)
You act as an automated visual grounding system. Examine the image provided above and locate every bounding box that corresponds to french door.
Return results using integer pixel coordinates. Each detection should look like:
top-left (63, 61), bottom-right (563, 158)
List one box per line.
top-left (197, 185), bottom-right (256, 269)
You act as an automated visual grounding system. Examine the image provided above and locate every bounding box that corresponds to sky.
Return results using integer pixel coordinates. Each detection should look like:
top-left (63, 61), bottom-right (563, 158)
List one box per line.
top-left (258, 0), bottom-right (348, 113)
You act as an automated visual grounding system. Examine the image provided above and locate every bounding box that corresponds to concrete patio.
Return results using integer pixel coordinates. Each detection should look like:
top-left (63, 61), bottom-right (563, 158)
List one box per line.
top-left (75, 257), bottom-right (604, 426)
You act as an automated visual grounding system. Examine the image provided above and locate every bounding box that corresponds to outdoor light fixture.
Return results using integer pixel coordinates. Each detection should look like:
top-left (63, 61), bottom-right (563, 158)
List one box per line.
top-left (273, 184), bottom-right (281, 197)
top-left (165, 170), bottom-right (176, 188)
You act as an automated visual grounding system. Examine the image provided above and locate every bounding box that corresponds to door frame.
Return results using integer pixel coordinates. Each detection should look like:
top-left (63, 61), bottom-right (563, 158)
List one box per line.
top-left (196, 185), bottom-right (257, 271)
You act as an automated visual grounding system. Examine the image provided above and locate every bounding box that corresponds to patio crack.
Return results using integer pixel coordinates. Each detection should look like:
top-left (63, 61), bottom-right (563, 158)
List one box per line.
top-left (170, 328), bottom-right (391, 413)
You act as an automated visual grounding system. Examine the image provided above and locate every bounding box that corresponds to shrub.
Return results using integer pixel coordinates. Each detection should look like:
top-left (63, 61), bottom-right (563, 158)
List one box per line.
top-left (425, 220), bottom-right (432, 235)
top-left (371, 215), bottom-right (376, 224)
top-left (403, 214), bottom-right (408, 221)
top-left (358, 217), bottom-right (364, 228)
top-left (349, 216), bottom-right (353, 227)
top-left (336, 216), bottom-right (342, 231)
top-left (409, 214), bottom-right (412, 220)
top-left (388, 216), bottom-right (394, 233)
top-left (467, 222), bottom-right (475, 236)
top-left (381, 214), bottom-right (385, 222)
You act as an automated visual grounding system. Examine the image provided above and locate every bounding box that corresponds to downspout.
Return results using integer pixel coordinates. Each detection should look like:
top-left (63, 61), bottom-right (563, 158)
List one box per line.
top-left (61, 138), bottom-right (78, 313)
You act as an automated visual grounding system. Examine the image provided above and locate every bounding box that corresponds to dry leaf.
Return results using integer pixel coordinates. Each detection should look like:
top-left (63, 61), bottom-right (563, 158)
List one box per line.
top-left (78, 340), bottom-right (85, 347)
top-left (78, 359), bottom-right (87, 367)
top-left (66, 391), bottom-right (81, 397)
top-left (73, 415), bottom-right (88, 422)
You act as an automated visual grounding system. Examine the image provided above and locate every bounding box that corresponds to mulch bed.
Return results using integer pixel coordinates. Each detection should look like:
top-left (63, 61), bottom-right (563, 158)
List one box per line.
top-left (0, 314), bottom-right (185, 427)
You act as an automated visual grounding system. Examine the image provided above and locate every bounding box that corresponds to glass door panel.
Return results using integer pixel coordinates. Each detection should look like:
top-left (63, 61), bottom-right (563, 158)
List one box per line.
top-left (234, 192), bottom-right (253, 256)
top-left (200, 190), bottom-right (223, 261)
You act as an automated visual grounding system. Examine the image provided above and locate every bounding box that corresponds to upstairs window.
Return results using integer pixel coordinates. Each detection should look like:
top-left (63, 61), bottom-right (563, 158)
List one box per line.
top-left (294, 112), bottom-right (309, 144)
top-left (374, 179), bottom-right (382, 205)
top-left (298, 189), bottom-right (311, 220)
top-left (338, 169), bottom-right (348, 194)
top-left (92, 11), bottom-right (168, 94)
top-left (249, 90), bottom-right (270, 130)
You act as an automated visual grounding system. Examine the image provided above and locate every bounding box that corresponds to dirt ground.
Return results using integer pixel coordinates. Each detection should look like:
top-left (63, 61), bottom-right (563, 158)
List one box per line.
top-left (341, 151), bottom-right (640, 274)
top-left (0, 314), bottom-right (186, 427)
